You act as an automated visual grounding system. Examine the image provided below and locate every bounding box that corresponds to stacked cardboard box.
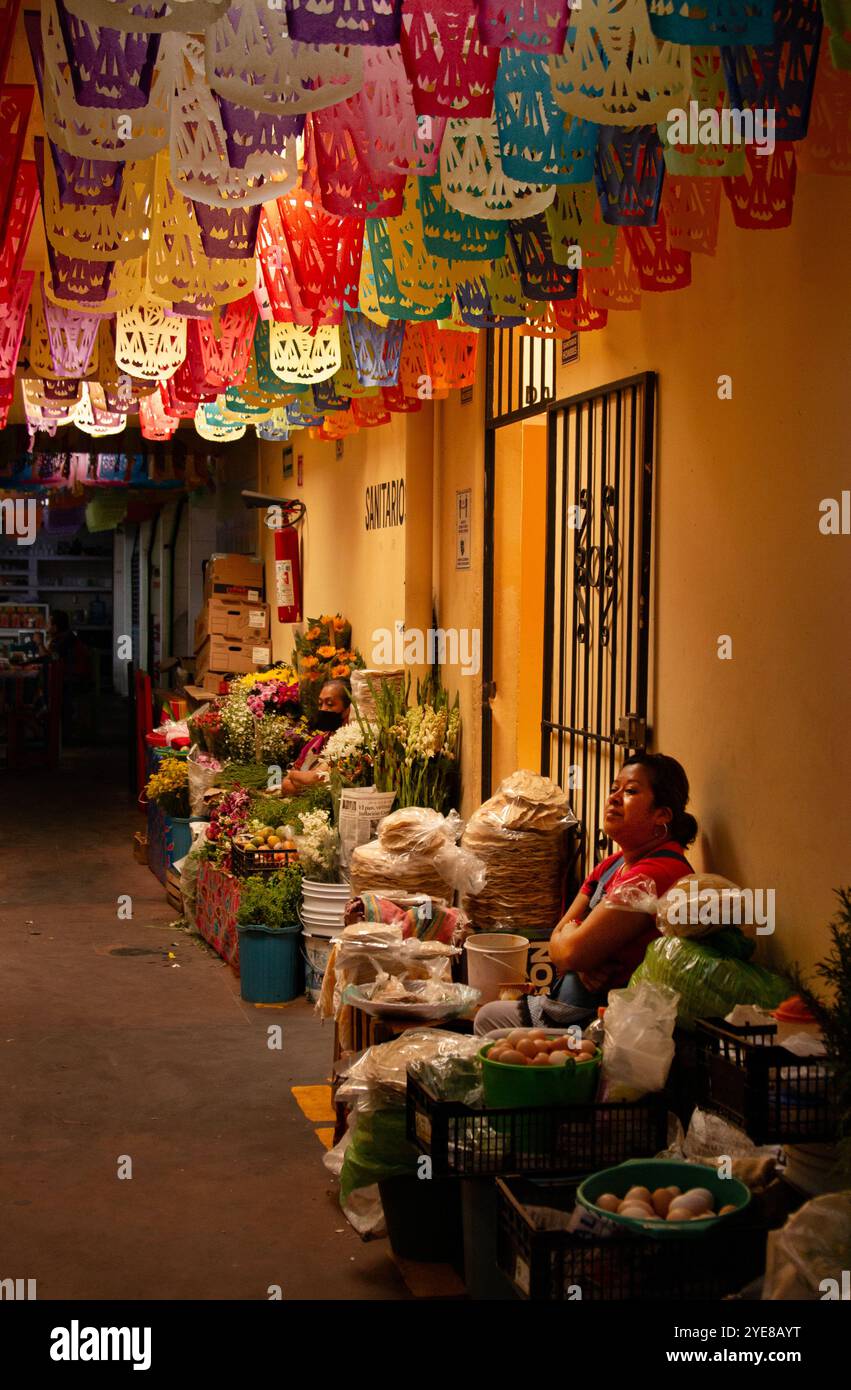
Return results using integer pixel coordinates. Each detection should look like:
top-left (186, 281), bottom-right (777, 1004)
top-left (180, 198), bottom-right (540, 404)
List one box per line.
top-left (193, 555), bottom-right (272, 689)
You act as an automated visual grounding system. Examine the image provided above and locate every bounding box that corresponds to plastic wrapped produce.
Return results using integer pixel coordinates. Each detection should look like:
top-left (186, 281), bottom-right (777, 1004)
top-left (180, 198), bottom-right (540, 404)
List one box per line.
top-left (461, 770), bottom-right (577, 934)
top-left (763, 1194), bottom-right (851, 1299)
top-left (630, 931), bottom-right (791, 1028)
top-left (349, 806), bottom-right (485, 902)
top-left (336, 1029), bottom-right (484, 1113)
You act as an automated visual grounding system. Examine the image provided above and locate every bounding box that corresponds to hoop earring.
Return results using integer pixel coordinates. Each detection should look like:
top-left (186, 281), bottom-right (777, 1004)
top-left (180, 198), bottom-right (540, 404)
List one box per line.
top-left (656, 823), bottom-right (669, 838)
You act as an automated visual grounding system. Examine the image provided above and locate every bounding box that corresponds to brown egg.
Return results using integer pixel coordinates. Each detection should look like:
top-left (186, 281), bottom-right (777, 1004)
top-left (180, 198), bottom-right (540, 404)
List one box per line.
top-left (550, 1036), bottom-right (571, 1051)
top-left (531, 1052), bottom-right (552, 1066)
top-left (596, 1193), bottom-right (621, 1213)
top-left (548, 1051), bottom-right (569, 1066)
top-left (526, 1029), bottom-right (547, 1040)
top-left (506, 1030), bottom-right (526, 1047)
top-left (719, 1204), bottom-right (738, 1216)
top-left (488, 1045), bottom-right (506, 1061)
top-left (533, 1038), bottom-right (554, 1053)
top-left (499, 1049), bottom-right (526, 1066)
top-left (579, 1040), bottom-right (598, 1056)
top-left (516, 1038), bottom-right (539, 1059)
top-left (624, 1186), bottom-right (652, 1205)
top-left (651, 1188), bottom-right (674, 1218)
top-left (666, 1186), bottom-right (682, 1197)
top-left (620, 1203), bottom-right (654, 1219)
top-left (667, 1208), bottom-right (693, 1221)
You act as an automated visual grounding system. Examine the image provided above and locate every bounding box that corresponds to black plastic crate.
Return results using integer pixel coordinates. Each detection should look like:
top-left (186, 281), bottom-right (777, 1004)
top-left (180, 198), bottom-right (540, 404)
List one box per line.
top-left (496, 1176), bottom-right (773, 1301)
top-left (695, 1018), bottom-right (837, 1145)
top-left (230, 843), bottom-right (299, 879)
top-left (406, 1072), bottom-right (668, 1179)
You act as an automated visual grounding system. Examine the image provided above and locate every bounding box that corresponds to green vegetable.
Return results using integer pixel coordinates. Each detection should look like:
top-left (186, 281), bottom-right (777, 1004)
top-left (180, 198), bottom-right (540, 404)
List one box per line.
top-left (236, 866), bottom-right (305, 930)
top-left (218, 762), bottom-right (274, 790)
top-left (249, 783), bottom-right (333, 834)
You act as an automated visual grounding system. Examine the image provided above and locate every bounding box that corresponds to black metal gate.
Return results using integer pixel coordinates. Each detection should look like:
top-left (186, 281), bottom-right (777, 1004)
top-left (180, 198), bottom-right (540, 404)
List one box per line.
top-left (541, 372), bottom-right (656, 886)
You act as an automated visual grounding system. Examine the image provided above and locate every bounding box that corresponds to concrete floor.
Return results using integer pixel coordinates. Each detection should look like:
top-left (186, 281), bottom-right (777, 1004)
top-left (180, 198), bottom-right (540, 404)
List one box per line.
top-left (0, 727), bottom-right (408, 1301)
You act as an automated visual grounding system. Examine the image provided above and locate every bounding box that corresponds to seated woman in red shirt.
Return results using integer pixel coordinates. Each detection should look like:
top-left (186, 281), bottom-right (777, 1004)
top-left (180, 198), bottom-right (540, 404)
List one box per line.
top-left (474, 753), bottom-right (697, 1034)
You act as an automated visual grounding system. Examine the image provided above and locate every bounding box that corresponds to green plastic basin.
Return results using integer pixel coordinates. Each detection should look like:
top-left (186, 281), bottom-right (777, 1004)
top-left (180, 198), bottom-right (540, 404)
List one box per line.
top-left (577, 1158), bottom-right (751, 1238)
top-left (479, 1041), bottom-right (601, 1109)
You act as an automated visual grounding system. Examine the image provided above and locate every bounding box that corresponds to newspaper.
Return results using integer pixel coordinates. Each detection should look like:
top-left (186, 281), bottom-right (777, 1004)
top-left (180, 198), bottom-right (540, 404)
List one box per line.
top-left (338, 788), bottom-right (396, 868)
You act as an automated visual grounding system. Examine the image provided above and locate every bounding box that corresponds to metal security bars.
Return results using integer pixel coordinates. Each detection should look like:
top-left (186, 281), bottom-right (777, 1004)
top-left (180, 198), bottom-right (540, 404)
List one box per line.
top-left (486, 327), bottom-right (557, 428)
top-left (541, 373), bottom-right (656, 886)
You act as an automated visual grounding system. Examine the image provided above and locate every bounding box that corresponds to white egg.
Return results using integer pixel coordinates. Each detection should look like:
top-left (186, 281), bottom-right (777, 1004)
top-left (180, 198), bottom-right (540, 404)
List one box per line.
top-left (619, 1202), bottom-right (654, 1219)
top-left (668, 1191), bottom-right (710, 1216)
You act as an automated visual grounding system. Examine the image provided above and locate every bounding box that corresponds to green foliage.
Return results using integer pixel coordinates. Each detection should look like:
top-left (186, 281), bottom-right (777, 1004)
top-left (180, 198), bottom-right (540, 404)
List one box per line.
top-left (789, 887), bottom-right (851, 1179)
top-left (249, 783), bottom-right (334, 833)
top-left (218, 762), bottom-right (274, 790)
top-left (236, 865), bottom-right (305, 930)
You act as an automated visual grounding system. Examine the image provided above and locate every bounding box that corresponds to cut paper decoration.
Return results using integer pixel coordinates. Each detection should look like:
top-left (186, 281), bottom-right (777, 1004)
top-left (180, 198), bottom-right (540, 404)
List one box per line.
top-left (351, 394), bottom-right (390, 427)
top-left (205, 0), bottom-right (364, 116)
top-left (257, 203), bottom-right (325, 328)
top-left (139, 388), bottom-right (178, 440)
top-left (43, 153), bottom-right (153, 262)
top-left (550, 282), bottom-right (608, 332)
top-left (624, 214), bottom-right (692, 291)
top-left (382, 179), bottom-right (454, 314)
top-left (315, 408), bottom-right (358, 440)
top-left (721, 0), bottom-right (824, 143)
top-left (494, 48), bottom-right (598, 184)
top-left (334, 314), bottom-right (384, 394)
top-left (162, 374), bottom-right (203, 420)
top-left (308, 97), bottom-right (407, 218)
top-left (440, 116), bottom-right (556, 220)
top-left (545, 182), bottom-right (618, 267)
top-left (171, 41), bottom-right (299, 207)
top-left (59, 0), bottom-right (231, 34)
top-left (646, 0), bottom-right (775, 44)
top-left (42, 294), bottom-right (102, 376)
top-left (0, 87), bottom-right (35, 231)
top-left (419, 172), bottom-right (507, 260)
top-left (420, 320), bottom-right (478, 389)
top-left (0, 161), bottom-right (40, 311)
top-left (0, 0), bottom-right (23, 91)
top-left (454, 271), bottom-right (526, 328)
top-left (115, 297), bottom-right (188, 379)
top-left (346, 311), bottom-right (405, 387)
top-left (0, 271), bottom-right (33, 376)
top-left (549, 0), bottom-right (693, 126)
top-left (400, 0), bottom-right (500, 117)
top-left (356, 227), bottom-right (391, 325)
top-left (74, 383), bottom-right (126, 436)
top-left (53, 0), bottom-right (161, 111)
top-left (366, 215), bottom-right (453, 319)
top-left (280, 189), bottom-right (363, 317)
top-left (311, 378), bottom-right (352, 412)
top-left (148, 152), bottom-right (255, 307)
top-left (193, 202), bottom-right (263, 260)
top-left (723, 140), bottom-right (798, 227)
top-left (285, 0), bottom-right (403, 46)
top-left (595, 124), bottom-right (666, 226)
top-left (286, 398), bottom-right (325, 427)
top-left (478, 0), bottom-right (572, 53)
top-left (797, 41), bottom-right (851, 172)
top-left (253, 319), bottom-right (308, 398)
top-left (182, 296), bottom-right (258, 392)
top-left (268, 322), bottom-right (342, 384)
top-left (358, 47), bottom-right (446, 178)
top-left (36, 2), bottom-right (176, 162)
top-left (583, 233), bottom-right (642, 310)
top-left (658, 50), bottom-right (747, 177)
top-left (508, 213), bottom-right (579, 299)
top-left (195, 400), bottom-right (246, 441)
top-left (381, 380), bottom-right (422, 411)
top-left (663, 176), bottom-right (722, 256)
top-left (397, 318), bottom-right (433, 396)
top-left (255, 407), bottom-right (292, 441)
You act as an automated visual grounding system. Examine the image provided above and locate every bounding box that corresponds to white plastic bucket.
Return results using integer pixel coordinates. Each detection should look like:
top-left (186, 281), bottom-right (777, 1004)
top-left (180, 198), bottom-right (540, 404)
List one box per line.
top-left (303, 932), bottom-right (333, 1004)
top-left (300, 880), bottom-right (351, 931)
top-left (464, 933), bottom-right (530, 1005)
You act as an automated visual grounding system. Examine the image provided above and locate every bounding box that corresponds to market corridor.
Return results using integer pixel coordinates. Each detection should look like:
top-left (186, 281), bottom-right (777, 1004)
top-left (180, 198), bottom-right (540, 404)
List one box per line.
top-left (0, 735), bottom-right (407, 1301)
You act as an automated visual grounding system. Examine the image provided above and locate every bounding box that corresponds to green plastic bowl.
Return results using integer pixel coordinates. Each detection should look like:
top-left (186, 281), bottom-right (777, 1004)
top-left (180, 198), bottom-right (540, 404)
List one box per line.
top-left (577, 1159), bottom-right (751, 1238)
top-left (479, 1040), bottom-right (601, 1109)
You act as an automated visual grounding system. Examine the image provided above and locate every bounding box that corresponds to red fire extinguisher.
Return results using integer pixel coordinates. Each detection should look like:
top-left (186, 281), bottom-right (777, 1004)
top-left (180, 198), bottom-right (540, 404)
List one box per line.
top-left (273, 508), bottom-right (303, 624)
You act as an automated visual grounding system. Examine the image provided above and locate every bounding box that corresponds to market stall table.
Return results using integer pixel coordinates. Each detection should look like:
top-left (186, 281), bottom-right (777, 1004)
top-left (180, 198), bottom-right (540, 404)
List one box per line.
top-left (195, 861), bottom-right (242, 970)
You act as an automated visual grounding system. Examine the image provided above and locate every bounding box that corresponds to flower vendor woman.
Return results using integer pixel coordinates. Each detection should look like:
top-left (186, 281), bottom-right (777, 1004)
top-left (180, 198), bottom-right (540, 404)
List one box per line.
top-left (281, 680), bottom-right (352, 795)
top-left (474, 753), bottom-right (697, 1033)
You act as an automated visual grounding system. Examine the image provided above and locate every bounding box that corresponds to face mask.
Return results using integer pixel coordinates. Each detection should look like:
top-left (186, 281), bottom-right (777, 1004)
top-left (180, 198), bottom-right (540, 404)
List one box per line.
top-left (315, 710), bottom-right (344, 732)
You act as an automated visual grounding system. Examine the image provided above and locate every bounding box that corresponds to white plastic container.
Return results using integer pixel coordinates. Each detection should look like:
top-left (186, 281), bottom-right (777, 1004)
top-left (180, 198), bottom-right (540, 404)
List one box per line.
top-left (464, 933), bottom-right (530, 1005)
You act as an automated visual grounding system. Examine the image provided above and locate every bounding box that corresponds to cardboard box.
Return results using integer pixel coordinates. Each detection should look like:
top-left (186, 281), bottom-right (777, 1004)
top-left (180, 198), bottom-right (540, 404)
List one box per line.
top-left (203, 554), bottom-right (265, 601)
top-left (194, 597), bottom-right (270, 651)
top-left (195, 634), bottom-right (272, 678)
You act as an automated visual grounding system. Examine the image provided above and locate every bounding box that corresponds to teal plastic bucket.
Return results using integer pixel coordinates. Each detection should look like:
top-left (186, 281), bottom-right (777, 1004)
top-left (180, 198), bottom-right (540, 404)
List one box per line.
top-left (237, 923), bottom-right (302, 1003)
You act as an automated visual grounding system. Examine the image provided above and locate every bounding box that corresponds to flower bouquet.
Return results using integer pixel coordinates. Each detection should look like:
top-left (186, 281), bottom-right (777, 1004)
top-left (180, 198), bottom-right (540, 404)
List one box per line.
top-left (293, 808), bottom-right (342, 883)
top-left (367, 676), bottom-right (461, 815)
top-left (201, 787), bottom-right (252, 868)
top-left (189, 702), bottom-right (227, 758)
top-left (145, 756), bottom-right (191, 818)
top-left (292, 614), bottom-right (364, 723)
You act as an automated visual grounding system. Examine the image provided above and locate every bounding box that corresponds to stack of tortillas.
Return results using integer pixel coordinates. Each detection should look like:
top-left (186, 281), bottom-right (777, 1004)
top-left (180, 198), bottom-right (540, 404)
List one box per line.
top-left (462, 771), bottom-right (575, 934)
top-left (350, 807), bottom-right (458, 901)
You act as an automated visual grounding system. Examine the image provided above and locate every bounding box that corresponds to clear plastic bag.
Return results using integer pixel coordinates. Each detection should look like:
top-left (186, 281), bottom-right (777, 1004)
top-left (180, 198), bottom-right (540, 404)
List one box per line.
top-left (763, 1194), bottom-right (851, 1299)
top-left (335, 1029), bottom-right (482, 1114)
top-left (350, 816), bottom-right (486, 902)
top-left (656, 874), bottom-right (750, 939)
top-left (187, 744), bottom-right (223, 817)
top-left (601, 980), bottom-right (679, 1101)
top-left (631, 934), bottom-right (791, 1028)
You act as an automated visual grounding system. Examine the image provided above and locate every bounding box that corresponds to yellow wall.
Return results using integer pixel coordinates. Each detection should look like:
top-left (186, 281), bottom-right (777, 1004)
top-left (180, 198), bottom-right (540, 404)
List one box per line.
top-left (260, 169), bottom-right (847, 974)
